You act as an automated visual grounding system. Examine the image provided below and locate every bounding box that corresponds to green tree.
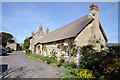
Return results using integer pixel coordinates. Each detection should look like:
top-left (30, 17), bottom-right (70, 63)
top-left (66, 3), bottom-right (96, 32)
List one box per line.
top-left (0, 32), bottom-right (14, 47)
top-left (22, 37), bottom-right (30, 50)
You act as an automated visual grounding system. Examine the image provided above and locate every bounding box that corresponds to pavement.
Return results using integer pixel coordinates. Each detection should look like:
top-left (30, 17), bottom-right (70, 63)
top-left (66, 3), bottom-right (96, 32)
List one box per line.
top-left (0, 51), bottom-right (66, 78)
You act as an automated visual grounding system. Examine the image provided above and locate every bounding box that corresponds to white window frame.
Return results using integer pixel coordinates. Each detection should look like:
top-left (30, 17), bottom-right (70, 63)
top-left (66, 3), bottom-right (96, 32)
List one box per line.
top-left (64, 39), bottom-right (68, 46)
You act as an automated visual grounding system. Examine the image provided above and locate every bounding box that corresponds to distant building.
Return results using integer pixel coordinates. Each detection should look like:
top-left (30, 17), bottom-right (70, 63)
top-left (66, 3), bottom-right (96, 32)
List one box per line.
top-left (7, 42), bottom-right (19, 50)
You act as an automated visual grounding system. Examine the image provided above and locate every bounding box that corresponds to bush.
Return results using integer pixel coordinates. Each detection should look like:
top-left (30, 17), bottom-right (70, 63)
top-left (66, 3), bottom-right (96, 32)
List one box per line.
top-left (78, 45), bottom-right (120, 79)
top-left (47, 60), bottom-right (51, 64)
top-left (79, 52), bottom-right (100, 71)
top-left (79, 45), bottom-right (106, 78)
top-left (100, 58), bottom-right (120, 74)
top-left (108, 46), bottom-right (120, 53)
top-left (61, 69), bottom-right (93, 79)
top-left (61, 71), bottom-right (76, 78)
top-left (68, 62), bottom-right (77, 69)
top-left (46, 56), bottom-right (57, 64)
top-left (100, 58), bottom-right (120, 79)
top-left (26, 50), bottom-right (32, 55)
top-left (56, 61), bottom-right (62, 67)
top-left (75, 69), bottom-right (93, 79)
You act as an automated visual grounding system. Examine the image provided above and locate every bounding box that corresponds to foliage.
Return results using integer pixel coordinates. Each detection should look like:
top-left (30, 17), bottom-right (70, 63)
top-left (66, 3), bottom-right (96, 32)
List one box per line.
top-left (108, 46), bottom-right (120, 54)
top-left (22, 37), bottom-right (30, 50)
top-left (100, 58), bottom-right (120, 79)
top-left (57, 38), bottom-right (77, 60)
top-left (61, 71), bottom-right (76, 78)
top-left (51, 49), bottom-right (57, 58)
top-left (79, 45), bottom-right (100, 70)
top-left (75, 69), bottom-right (93, 79)
top-left (0, 32), bottom-right (14, 47)
top-left (68, 62), bottom-right (77, 69)
top-left (78, 45), bottom-right (120, 79)
top-left (39, 55), bottom-right (58, 64)
top-left (80, 45), bottom-right (95, 55)
top-left (42, 45), bottom-right (47, 51)
top-left (56, 60), bottom-right (77, 69)
top-left (67, 39), bottom-right (77, 57)
top-left (26, 49), bottom-right (32, 55)
top-left (61, 69), bottom-right (93, 79)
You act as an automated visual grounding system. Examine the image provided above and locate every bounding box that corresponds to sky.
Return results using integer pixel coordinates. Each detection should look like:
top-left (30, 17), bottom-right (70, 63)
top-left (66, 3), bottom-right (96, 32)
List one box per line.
top-left (1, 2), bottom-right (118, 43)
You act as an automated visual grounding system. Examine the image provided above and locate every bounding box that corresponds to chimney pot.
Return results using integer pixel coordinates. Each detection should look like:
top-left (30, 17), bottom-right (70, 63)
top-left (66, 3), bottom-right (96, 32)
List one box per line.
top-left (39, 25), bottom-right (43, 31)
top-left (46, 28), bottom-right (49, 34)
top-left (31, 31), bottom-right (34, 36)
top-left (90, 4), bottom-right (98, 11)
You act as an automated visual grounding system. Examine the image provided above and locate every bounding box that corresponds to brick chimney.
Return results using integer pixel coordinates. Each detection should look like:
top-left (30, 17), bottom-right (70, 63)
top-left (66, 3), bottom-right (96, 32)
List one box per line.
top-left (46, 28), bottom-right (49, 34)
top-left (39, 25), bottom-right (43, 32)
top-left (89, 4), bottom-right (99, 37)
top-left (90, 4), bottom-right (98, 11)
top-left (31, 31), bottom-right (34, 36)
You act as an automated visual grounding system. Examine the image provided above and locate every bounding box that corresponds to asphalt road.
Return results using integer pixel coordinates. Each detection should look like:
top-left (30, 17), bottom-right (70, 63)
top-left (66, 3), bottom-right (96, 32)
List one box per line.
top-left (0, 51), bottom-right (66, 78)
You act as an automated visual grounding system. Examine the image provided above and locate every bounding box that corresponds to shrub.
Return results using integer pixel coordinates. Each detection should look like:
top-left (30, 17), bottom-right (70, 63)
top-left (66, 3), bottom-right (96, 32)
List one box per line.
top-left (47, 60), bottom-right (51, 64)
top-left (56, 61), bottom-right (62, 67)
top-left (46, 56), bottom-right (57, 64)
top-left (79, 52), bottom-right (100, 70)
top-left (75, 69), bottom-right (93, 79)
top-left (39, 56), bottom-right (49, 62)
top-left (33, 54), bottom-right (40, 58)
top-left (79, 45), bottom-right (105, 78)
top-left (26, 50), bottom-right (32, 55)
top-left (78, 45), bottom-right (120, 79)
top-left (100, 58), bottom-right (120, 74)
top-left (61, 71), bottom-right (76, 78)
top-left (68, 62), bottom-right (77, 69)
top-left (99, 58), bottom-right (120, 79)
top-left (108, 46), bottom-right (120, 53)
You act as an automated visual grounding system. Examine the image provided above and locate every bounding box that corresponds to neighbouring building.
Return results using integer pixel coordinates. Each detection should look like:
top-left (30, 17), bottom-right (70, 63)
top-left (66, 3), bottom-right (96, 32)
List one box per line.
top-left (29, 4), bottom-right (108, 63)
top-left (29, 25), bottom-right (48, 53)
top-left (7, 42), bottom-right (19, 50)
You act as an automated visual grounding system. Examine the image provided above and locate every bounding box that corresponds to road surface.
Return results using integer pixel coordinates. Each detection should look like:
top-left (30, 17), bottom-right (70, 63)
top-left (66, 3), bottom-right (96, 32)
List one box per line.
top-left (0, 51), bottom-right (66, 78)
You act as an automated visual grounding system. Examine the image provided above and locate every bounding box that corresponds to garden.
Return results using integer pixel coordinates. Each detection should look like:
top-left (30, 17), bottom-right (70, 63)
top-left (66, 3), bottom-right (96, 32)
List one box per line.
top-left (25, 45), bottom-right (120, 80)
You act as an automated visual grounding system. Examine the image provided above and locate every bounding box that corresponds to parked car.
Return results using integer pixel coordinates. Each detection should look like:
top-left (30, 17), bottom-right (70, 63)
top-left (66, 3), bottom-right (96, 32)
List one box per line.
top-left (6, 47), bottom-right (12, 53)
top-left (0, 48), bottom-right (7, 56)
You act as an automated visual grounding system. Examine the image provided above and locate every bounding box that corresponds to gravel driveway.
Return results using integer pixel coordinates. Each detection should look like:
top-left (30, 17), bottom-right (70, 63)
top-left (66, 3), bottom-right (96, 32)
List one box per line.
top-left (0, 51), bottom-right (66, 78)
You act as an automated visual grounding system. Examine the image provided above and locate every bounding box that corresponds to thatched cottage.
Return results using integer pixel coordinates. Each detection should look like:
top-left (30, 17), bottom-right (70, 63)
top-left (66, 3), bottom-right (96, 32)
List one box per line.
top-left (29, 4), bottom-right (108, 62)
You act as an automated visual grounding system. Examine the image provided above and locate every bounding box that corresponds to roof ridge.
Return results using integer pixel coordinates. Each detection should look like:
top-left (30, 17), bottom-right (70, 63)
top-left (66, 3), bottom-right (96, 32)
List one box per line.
top-left (44, 14), bottom-right (89, 36)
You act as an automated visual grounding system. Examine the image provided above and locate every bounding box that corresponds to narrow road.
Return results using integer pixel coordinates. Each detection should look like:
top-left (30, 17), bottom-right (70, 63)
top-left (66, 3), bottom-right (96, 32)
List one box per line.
top-left (1, 51), bottom-right (66, 78)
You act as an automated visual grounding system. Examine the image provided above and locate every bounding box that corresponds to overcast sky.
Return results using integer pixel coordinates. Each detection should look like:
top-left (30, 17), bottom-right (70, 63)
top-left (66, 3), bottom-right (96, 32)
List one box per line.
top-left (1, 2), bottom-right (118, 43)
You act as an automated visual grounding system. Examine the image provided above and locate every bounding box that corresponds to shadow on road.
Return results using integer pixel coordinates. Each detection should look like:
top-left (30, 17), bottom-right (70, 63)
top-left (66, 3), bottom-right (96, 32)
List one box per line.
top-left (0, 64), bottom-right (8, 73)
top-left (0, 66), bottom-right (32, 78)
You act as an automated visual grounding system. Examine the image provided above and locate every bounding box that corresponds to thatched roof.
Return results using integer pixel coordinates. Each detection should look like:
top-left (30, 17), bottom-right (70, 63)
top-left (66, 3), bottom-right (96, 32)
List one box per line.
top-left (40, 14), bottom-right (94, 43)
top-left (38, 14), bottom-right (107, 43)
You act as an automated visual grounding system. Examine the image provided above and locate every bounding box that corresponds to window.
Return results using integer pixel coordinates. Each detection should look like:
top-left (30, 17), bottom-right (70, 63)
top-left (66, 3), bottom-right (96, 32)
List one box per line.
top-left (64, 40), bottom-right (68, 46)
top-left (52, 42), bottom-right (56, 47)
top-left (38, 46), bottom-right (40, 50)
top-left (39, 33), bottom-right (43, 36)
